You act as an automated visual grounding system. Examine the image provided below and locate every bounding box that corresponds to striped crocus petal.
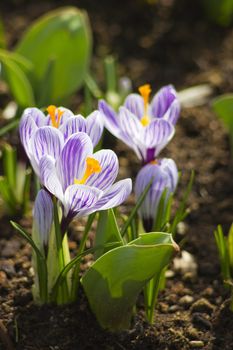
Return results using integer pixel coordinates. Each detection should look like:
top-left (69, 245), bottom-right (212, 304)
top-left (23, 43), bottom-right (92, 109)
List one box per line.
top-left (60, 115), bottom-right (87, 141)
top-left (150, 85), bottom-right (179, 121)
top-left (39, 155), bottom-right (64, 202)
top-left (123, 93), bottom-right (144, 120)
top-left (85, 149), bottom-right (119, 191)
top-left (57, 107), bottom-right (74, 126)
top-left (63, 184), bottom-right (103, 218)
top-left (19, 111), bottom-right (38, 159)
top-left (118, 107), bottom-right (143, 146)
top-left (56, 132), bottom-right (93, 191)
top-left (90, 178), bottom-right (132, 212)
top-left (135, 158), bottom-right (178, 232)
top-left (30, 126), bottom-right (64, 175)
top-left (33, 189), bottom-right (53, 248)
top-left (85, 110), bottom-right (104, 147)
top-left (98, 100), bottom-right (120, 136)
top-left (164, 99), bottom-right (181, 126)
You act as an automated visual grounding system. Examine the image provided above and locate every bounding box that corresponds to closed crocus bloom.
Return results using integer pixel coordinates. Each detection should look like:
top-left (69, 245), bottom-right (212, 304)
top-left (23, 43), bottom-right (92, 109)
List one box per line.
top-left (135, 158), bottom-right (178, 232)
top-left (19, 106), bottom-right (104, 175)
top-left (38, 132), bottom-right (132, 228)
top-left (33, 189), bottom-right (53, 253)
top-left (99, 84), bottom-right (180, 164)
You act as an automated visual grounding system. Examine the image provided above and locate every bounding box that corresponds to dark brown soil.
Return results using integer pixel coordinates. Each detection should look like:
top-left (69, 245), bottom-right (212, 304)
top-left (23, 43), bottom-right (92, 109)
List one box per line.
top-left (0, 0), bottom-right (233, 349)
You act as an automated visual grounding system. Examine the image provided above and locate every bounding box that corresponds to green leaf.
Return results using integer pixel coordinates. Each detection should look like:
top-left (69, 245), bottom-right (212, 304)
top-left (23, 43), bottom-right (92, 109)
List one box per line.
top-left (0, 55), bottom-right (35, 107)
top-left (121, 179), bottom-right (152, 238)
top-left (81, 232), bottom-right (178, 331)
top-left (3, 143), bottom-right (16, 189)
top-left (214, 225), bottom-right (231, 282)
top-left (15, 7), bottom-right (92, 106)
top-left (213, 94), bottom-right (233, 134)
top-left (0, 119), bottom-right (19, 137)
top-left (94, 209), bottom-right (124, 260)
top-left (228, 224), bottom-right (233, 270)
top-left (10, 221), bottom-right (48, 302)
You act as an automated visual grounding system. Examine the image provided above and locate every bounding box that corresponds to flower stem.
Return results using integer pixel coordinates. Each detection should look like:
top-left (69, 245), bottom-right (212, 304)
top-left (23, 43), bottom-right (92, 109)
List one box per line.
top-left (53, 199), bottom-right (69, 304)
top-left (70, 213), bottom-right (96, 302)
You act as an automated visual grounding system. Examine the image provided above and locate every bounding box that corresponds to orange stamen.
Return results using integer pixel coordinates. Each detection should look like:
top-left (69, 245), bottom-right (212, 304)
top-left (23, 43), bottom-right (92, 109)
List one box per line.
top-left (47, 105), bottom-right (64, 128)
top-left (138, 84), bottom-right (152, 127)
top-left (150, 159), bottom-right (158, 165)
top-left (74, 157), bottom-right (102, 185)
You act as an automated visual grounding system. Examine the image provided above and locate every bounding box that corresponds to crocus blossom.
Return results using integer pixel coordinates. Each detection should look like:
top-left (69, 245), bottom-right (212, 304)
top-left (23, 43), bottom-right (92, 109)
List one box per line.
top-left (38, 132), bottom-right (132, 226)
top-left (99, 84), bottom-right (180, 164)
top-left (33, 189), bottom-right (53, 251)
top-left (135, 158), bottom-right (178, 232)
top-left (19, 106), bottom-right (104, 175)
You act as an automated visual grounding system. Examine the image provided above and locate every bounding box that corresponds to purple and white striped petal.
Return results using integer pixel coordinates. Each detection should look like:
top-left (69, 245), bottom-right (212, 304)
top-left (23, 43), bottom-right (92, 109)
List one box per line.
top-left (56, 132), bottom-right (93, 191)
top-left (31, 126), bottom-right (64, 174)
top-left (163, 99), bottom-right (181, 126)
top-left (142, 119), bottom-right (175, 157)
top-left (135, 158), bottom-right (178, 231)
top-left (98, 100), bottom-right (120, 136)
top-left (59, 115), bottom-right (87, 141)
top-left (124, 93), bottom-right (144, 120)
top-left (92, 178), bottom-right (132, 211)
top-left (85, 110), bottom-right (104, 147)
top-left (118, 107), bottom-right (143, 146)
top-left (85, 149), bottom-right (119, 191)
top-left (19, 111), bottom-right (38, 159)
top-left (39, 155), bottom-right (64, 202)
top-left (150, 85), bottom-right (178, 120)
top-left (63, 184), bottom-right (103, 218)
top-left (33, 189), bottom-right (53, 247)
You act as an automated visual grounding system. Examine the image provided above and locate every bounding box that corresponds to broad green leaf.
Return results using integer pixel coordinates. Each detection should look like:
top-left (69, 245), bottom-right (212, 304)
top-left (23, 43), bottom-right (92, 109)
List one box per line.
top-left (94, 209), bottom-right (124, 260)
top-left (81, 232), bottom-right (178, 331)
top-left (16, 7), bottom-right (92, 106)
top-left (213, 94), bottom-right (233, 135)
top-left (1, 56), bottom-right (35, 107)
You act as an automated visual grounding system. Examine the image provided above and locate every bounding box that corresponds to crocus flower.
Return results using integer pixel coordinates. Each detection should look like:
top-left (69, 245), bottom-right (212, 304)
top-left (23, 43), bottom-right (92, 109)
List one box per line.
top-left (33, 189), bottom-right (53, 253)
top-left (38, 132), bottom-right (132, 228)
top-left (99, 84), bottom-right (180, 164)
top-left (19, 106), bottom-right (104, 175)
top-left (135, 158), bottom-right (178, 232)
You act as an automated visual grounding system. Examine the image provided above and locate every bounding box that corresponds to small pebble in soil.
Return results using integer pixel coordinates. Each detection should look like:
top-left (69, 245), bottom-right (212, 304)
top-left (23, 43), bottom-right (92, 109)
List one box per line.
top-left (192, 313), bottom-right (212, 330)
top-left (173, 250), bottom-right (197, 276)
top-left (189, 340), bottom-right (204, 348)
top-left (179, 295), bottom-right (194, 307)
top-left (186, 326), bottom-right (201, 340)
top-left (191, 298), bottom-right (215, 314)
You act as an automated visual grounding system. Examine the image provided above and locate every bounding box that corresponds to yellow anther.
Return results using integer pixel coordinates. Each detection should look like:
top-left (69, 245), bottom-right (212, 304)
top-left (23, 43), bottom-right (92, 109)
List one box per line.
top-left (74, 157), bottom-right (102, 185)
top-left (47, 105), bottom-right (64, 128)
top-left (138, 84), bottom-right (152, 127)
top-left (150, 159), bottom-right (158, 165)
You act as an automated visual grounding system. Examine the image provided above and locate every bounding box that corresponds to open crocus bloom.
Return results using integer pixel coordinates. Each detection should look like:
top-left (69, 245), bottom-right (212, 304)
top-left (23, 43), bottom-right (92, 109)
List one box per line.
top-left (19, 106), bottom-right (104, 175)
top-left (135, 158), bottom-right (178, 232)
top-left (99, 84), bottom-right (180, 164)
top-left (38, 132), bottom-right (132, 223)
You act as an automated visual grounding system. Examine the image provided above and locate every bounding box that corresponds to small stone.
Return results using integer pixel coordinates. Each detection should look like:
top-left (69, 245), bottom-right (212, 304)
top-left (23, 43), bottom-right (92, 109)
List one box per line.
top-left (169, 305), bottom-right (181, 313)
top-left (173, 250), bottom-right (197, 276)
top-left (159, 302), bottom-right (169, 313)
top-left (201, 287), bottom-right (214, 297)
top-left (191, 298), bottom-right (215, 314)
top-left (189, 340), bottom-right (204, 348)
top-left (179, 295), bottom-right (194, 306)
top-left (176, 222), bottom-right (188, 235)
top-left (192, 313), bottom-right (212, 330)
top-left (186, 326), bottom-right (200, 340)
top-left (0, 271), bottom-right (9, 288)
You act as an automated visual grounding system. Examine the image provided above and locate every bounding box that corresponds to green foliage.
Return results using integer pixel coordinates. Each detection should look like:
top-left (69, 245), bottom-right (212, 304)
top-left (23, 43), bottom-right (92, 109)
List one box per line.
top-left (214, 224), bottom-right (233, 311)
top-left (0, 143), bottom-right (31, 216)
top-left (203, 0), bottom-right (233, 26)
top-left (0, 7), bottom-right (92, 109)
top-left (212, 94), bottom-right (233, 155)
top-left (82, 232), bottom-right (178, 331)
